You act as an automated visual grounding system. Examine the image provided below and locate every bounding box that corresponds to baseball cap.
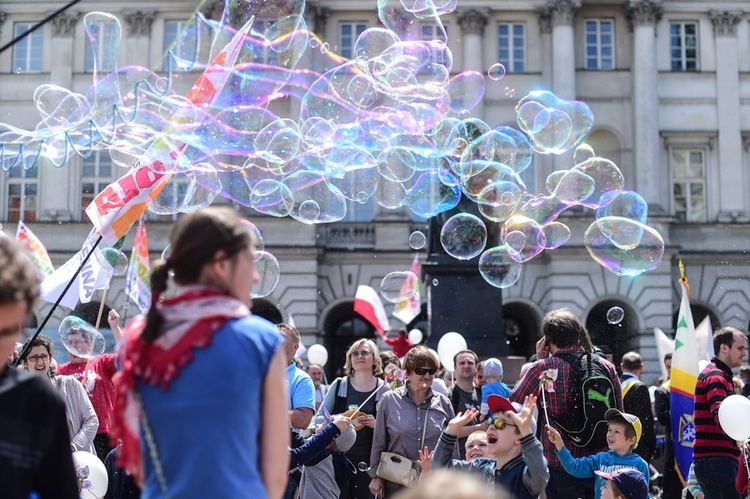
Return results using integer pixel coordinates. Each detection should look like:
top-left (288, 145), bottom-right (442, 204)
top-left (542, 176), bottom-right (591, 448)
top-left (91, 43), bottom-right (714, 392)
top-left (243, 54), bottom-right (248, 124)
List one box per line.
top-left (594, 468), bottom-right (648, 499)
top-left (483, 358), bottom-right (503, 378)
top-left (487, 395), bottom-right (537, 434)
top-left (605, 409), bottom-right (642, 444)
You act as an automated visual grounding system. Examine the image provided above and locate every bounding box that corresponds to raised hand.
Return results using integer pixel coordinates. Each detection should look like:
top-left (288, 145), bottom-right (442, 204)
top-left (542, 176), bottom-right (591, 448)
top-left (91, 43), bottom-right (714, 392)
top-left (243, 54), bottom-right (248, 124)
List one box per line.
top-left (417, 446), bottom-right (434, 478)
top-left (546, 424), bottom-right (564, 451)
top-left (507, 394), bottom-right (537, 437)
top-left (446, 408), bottom-right (480, 437)
top-left (333, 415), bottom-right (352, 432)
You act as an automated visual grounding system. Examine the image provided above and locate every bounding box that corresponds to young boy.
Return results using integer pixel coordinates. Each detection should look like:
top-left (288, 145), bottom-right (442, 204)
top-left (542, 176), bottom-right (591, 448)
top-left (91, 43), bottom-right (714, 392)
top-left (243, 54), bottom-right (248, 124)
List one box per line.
top-left (465, 431), bottom-right (490, 462)
top-left (594, 468), bottom-right (649, 499)
top-left (298, 425), bottom-right (357, 499)
top-left (480, 358), bottom-right (511, 416)
top-left (547, 409), bottom-right (649, 499)
top-left (432, 395), bottom-right (549, 498)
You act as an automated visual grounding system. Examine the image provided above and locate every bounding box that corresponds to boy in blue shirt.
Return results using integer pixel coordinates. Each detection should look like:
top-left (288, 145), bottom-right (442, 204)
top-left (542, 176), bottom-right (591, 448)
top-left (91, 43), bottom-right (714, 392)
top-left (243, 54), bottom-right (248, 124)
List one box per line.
top-left (480, 358), bottom-right (511, 416)
top-left (546, 409), bottom-right (649, 499)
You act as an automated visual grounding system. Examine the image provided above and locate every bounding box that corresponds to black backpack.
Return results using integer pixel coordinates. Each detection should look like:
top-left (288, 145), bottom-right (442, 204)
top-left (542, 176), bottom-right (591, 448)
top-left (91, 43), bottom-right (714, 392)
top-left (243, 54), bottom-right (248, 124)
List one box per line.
top-left (552, 351), bottom-right (618, 450)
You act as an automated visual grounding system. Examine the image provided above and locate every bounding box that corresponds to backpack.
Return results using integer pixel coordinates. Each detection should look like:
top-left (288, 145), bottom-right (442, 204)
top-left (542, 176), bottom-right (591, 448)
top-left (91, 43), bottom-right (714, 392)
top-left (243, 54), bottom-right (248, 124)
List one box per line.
top-left (552, 351), bottom-right (618, 450)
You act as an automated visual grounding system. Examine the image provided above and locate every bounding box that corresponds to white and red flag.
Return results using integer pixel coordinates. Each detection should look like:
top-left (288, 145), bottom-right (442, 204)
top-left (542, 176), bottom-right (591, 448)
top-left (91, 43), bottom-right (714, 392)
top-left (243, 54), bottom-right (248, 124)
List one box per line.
top-left (392, 253), bottom-right (421, 325)
top-left (354, 285), bottom-right (391, 338)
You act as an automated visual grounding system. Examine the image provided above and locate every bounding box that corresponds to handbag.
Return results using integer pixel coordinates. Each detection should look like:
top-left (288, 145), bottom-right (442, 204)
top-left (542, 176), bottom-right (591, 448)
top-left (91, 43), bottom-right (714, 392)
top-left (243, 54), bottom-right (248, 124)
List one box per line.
top-left (376, 406), bottom-right (429, 488)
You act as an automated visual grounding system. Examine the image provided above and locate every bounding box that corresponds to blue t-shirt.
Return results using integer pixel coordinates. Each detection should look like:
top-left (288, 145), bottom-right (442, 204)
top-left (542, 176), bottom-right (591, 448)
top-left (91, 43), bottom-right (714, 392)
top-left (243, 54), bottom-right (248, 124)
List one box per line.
top-left (480, 381), bottom-right (511, 414)
top-left (287, 363), bottom-right (315, 412)
top-left (139, 316), bottom-right (282, 499)
top-left (556, 447), bottom-right (649, 499)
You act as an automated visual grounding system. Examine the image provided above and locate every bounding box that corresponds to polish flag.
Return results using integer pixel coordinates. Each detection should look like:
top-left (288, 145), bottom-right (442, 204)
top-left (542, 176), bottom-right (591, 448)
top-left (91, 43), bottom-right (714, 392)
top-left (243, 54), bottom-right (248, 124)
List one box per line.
top-left (354, 285), bottom-right (390, 338)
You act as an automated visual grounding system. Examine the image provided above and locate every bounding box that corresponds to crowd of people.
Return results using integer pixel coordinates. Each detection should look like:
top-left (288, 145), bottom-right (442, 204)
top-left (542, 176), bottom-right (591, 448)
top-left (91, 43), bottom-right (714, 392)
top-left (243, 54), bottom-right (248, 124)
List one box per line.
top-left (1, 207), bottom-right (750, 499)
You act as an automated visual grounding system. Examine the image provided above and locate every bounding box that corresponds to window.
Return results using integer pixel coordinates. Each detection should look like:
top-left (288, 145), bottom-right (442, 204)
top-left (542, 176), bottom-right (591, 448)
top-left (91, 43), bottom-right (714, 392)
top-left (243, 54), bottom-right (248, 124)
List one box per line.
top-left (670, 22), bottom-right (698, 71)
top-left (584, 19), bottom-right (614, 70)
top-left (164, 20), bottom-right (200, 71)
top-left (81, 152), bottom-right (114, 221)
top-left (5, 166), bottom-right (38, 222)
top-left (339, 23), bottom-right (368, 59)
top-left (12, 23), bottom-right (43, 73)
top-left (497, 23), bottom-right (525, 72)
top-left (671, 149), bottom-right (705, 222)
top-left (85, 21), bottom-right (118, 73)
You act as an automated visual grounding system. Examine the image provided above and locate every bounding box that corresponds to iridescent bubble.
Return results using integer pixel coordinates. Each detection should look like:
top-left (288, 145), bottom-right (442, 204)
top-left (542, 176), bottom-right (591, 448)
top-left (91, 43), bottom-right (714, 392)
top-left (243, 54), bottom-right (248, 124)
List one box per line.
top-left (597, 190), bottom-right (648, 223)
top-left (478, 246), bottom-right (522, 289)
top-left (516, 91), bottom-right (594, 154)
top-left (380, 271), bottom-right (419, 303)
top-left (240, 219), bottom-right (265, 255)
top-left (448, 72), bottom-right (485, 113)
top-left (488, 63), bottom-right (505, 81)
top-left (377, 147), bottom-right (417, 183)
top-left (407, 171), bottom-right (461, 219)
top-left (251, 251), bottom-right (280, 298)
top-left (432, 278), bottom-right (439, 286)
top-left (409, 231), bottom-right (426, 249)
top-left (607, 306), bottom-right (625, 325)
top-left (574, 143), bottom-right (596, 165)
top-left (440, 213), bottom-right (487, 260)
top-left (501, 216), bottom-right (547, 263)
top-left (298, 200), bottom-right (321, 223)
top-left (101, 248), bottom-right (128, 276)
top-left (250, 179), bottom-right (294, 218)
top-left (572, 158), bottom-right (625, 209)
top-left (542, 222), bottom-right (571, 249)
top-left (551, 169), bottom-right (595, 204)
top-left (584, 219), bottom-right (665, 277)
top-left (58, 316), bottom-right (107, 360)
top-left (357, 462), bottom-right (370, 473)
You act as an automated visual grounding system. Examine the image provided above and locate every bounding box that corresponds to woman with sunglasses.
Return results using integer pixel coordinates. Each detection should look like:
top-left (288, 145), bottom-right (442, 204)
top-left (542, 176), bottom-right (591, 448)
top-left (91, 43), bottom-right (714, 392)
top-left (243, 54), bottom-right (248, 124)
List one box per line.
top-left (22, 334), bottom-right (98, 454)
top-left (369, 346), bottom-right (456, 497)
top-left (322, 339), bottom-right (390, 499)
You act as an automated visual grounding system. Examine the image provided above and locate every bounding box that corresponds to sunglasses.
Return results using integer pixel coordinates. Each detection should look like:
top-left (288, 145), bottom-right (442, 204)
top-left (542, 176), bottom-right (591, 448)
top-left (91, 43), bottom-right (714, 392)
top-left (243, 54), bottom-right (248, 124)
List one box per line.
top-left (413, 367), bottom-right (437, 376)
top-left (487, 417), bottom-right (517, 430)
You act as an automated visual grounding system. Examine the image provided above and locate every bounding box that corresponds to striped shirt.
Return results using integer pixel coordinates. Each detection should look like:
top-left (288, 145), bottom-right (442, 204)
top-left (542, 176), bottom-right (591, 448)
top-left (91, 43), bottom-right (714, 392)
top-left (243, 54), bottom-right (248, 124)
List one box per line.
top-left (693, 358), bottom-right (739, 459)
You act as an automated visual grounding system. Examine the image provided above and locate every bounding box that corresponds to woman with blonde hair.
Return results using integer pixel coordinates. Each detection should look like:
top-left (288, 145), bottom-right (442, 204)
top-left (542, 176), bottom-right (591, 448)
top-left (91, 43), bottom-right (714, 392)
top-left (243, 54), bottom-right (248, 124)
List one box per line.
top-left (111, 207), bottom-right (289, 499)
top-left (323, 338), bottom-right (391, 498)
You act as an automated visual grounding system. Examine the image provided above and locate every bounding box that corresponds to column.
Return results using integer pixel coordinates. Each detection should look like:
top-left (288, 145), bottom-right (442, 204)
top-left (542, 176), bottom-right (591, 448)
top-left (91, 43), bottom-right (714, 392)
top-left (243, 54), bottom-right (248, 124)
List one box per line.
top-left (536, 7), bottom-right (553, 90)
top-left (457, 8), bottom-right (489, 119)
top-left (123, 11), bottom-right (155, 68)
top-left (40, 11), bottom-right (81, 221)
top-left (710, 11), bottom-right (745, 220)
top-left (550, 0), bottom-right (579, 100)
top-left (627, 0), bottom-right (663, 211)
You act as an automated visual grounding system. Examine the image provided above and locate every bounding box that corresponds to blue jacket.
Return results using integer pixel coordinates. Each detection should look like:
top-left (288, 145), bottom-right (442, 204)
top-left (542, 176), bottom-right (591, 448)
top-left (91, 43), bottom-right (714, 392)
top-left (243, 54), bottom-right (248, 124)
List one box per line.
top-left (556, 447), bottom-right (649, 499)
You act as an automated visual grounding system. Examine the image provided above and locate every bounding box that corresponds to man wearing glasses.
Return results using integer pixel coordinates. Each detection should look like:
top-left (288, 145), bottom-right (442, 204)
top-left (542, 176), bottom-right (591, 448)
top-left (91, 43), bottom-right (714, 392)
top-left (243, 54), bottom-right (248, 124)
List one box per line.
top-left (0, 237), bottom-right (79, 498)
top-left (432, 395), bottom-right (548, 498)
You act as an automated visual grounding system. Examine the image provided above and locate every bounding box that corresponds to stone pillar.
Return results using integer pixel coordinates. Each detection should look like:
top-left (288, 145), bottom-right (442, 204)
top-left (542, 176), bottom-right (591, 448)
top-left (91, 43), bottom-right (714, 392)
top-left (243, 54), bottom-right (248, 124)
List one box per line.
top-left (123, 10), bottom-right (156, 68)
top-left (41, 11), bottom-right (81, 221)
top-left (627, 0), bottom-right (663, 211)
top-left (457, 8), bottom-right (489, 119)
top-left (549, 0), bottom-right (579, 100)
top-left (710, 11), bottom-right (745, 220)
top-left (536, 7), bottom-right (553, 90)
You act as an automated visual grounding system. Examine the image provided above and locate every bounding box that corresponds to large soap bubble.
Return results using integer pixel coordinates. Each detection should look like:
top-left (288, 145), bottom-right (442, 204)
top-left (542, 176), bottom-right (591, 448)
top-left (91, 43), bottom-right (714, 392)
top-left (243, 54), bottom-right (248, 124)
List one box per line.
top-left (478, 246), bottom-right (522, 289)
top-left (440, 213), bottom-right (487, 260)
top-left (584, 219), bottom-right (665, 277)
top-left (58, 316), bottom-right (107, 360)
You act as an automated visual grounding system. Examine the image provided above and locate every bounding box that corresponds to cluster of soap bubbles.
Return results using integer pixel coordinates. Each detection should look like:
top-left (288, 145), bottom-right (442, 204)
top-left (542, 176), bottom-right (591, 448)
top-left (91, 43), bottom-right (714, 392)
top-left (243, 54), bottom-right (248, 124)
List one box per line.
top-left (0, 0), bottom-right (664, 294)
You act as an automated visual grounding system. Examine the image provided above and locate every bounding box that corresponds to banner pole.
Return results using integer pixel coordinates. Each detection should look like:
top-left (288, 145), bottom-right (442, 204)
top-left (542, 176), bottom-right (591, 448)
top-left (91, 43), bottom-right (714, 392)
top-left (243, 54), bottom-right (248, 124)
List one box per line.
top-left (14, 234), bottom-right (103, 366)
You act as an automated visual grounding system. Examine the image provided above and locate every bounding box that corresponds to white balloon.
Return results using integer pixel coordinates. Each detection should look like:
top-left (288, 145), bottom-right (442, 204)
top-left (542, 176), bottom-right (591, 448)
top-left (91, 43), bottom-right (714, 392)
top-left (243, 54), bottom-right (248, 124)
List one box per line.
top-left (72, 451), bottom-right (108, 498)
top-left (718, 394), bottom-right (750, 441)
top-left (408, 329), bottom-right (423, 344)
top-left (307, 344), bottom-right (329, 367)
top-left (428, 348), bottom-right (440, 367)
top-left (437, 332), bottom-right (467, 371)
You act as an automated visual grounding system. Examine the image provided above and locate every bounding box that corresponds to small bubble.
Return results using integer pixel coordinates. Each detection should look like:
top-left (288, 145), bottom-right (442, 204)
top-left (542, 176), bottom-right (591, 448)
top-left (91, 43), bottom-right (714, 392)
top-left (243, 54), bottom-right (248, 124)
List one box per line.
top-left (357, 462), bottom-right (369, 472)
top-left (504, 87), bottom-right (515, 98)
top-left (309, 38), bottom-right (320, 48)
top-left (122, 302), bottom-right (131, 310)
top-left (432, 278), bottom-right (439, 286)
top-left (321, 42), bottom-right (330, 53)
top-left (488, 63), bottom-right (506, 81)
top-left (606, 306), bottom-right (624, 325)
top-left (15, 67), bottom-right (22, 74)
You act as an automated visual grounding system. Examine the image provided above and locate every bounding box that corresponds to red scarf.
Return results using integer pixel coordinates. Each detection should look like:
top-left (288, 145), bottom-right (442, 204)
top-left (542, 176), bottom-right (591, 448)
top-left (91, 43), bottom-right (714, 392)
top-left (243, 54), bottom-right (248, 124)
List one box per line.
top-left (111, 286), bottom-right (249, 484)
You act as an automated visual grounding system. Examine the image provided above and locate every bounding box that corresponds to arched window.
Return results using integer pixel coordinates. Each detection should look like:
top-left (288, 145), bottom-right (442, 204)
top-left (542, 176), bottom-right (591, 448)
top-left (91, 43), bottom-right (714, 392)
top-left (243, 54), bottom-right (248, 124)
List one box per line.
top-left (585, 300), bottom-right (638, 364)
top-left (502, 302), bottom-right (542, 359)
top-left (322, 301), bottom-right (375, 378)
top-left (252, 298), bottom-right (283, 324)
top-left (671, 303), bottom-right (720, 332)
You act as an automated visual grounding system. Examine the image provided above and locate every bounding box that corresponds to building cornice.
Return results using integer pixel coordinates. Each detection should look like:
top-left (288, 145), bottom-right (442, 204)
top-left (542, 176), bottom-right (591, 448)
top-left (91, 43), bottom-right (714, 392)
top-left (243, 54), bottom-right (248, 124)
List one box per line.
top-left (457, 8), bottom-right (490, 36)
top-left (123, 10), bottom-right (156, 37)
top-left (49, 11), bottom-right (81, 37)
top-left (709, 10), bottom-right (743, 37)
top-left (625, 0), bottom-right (663, 29)
top-left (549, 0), bottom-right (580, 27)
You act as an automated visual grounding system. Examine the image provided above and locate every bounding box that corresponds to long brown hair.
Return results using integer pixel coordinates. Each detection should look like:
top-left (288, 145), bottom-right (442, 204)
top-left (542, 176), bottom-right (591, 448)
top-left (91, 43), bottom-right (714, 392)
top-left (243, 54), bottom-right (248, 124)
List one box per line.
top-left (142, 207), bottom-right (252, 342)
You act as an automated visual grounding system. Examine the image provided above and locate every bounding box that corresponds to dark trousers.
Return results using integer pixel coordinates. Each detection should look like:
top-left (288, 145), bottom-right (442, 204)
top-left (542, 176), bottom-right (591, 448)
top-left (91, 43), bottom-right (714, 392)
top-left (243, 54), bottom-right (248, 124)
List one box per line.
top-left (340, 448), bottom-right (374, 499)
top-left (695, 456), bottom-right (741, 499)
top-left (546, 468), bottom-right (595, 499)
top-left (94, 433), bottom-right (115, 463)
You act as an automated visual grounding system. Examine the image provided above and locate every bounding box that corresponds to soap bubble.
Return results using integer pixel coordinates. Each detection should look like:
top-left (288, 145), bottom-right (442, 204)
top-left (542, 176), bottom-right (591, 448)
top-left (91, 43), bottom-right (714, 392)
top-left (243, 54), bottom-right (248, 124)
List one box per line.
top-left (606, 306), bottom-right (625, 325)
top-left (488, 63), bottom-right (505, 81)
top-left (440, 213), bottom-right (487, 260)
top-left (409, 231), bottom-right (426, 249)
top-left (380, 271), bottom-right (419, 303)
top-left (59, 316), bottom-right (107, 360)
top-left (584, 219), bottom-right (665, 277)
top-left (478, 246), bottom-right (522, 289)
top-left (252, 251), bottom-right (280, 298)
top-left (101, 248), bottom-right (128, 276)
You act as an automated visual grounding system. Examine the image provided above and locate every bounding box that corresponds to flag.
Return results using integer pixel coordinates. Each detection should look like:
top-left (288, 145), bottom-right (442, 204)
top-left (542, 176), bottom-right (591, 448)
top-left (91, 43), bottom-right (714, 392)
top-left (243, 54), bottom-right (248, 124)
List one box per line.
top-left (670, 278), bottom-right (699, 485)
top-left (40, 229), bottom-right (114, 309)
top-left (16, 221), bottom-right (55, 278)
top-left (392, 253), bottom-right (421, 325)
top-left (126, 218), bottom-right (151, 313)
top-left (695, 316), bottom-right (714, 362)
top-left (85, 18), bottom-right (255, 246)
top-left (654, 327), bottom-right (675, 382)
top-left (354, 285), bottom-right (390, 338)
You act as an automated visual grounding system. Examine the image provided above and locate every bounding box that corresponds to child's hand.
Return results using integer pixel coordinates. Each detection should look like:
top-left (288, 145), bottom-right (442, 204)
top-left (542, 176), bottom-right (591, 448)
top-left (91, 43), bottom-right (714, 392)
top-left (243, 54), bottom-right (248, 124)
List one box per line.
top-left (417, 446), bottom-right (434, 478)
top-left (446, 408), bottom-right (479, 436)
top-left (546, 424), bottom-right (564, 451)
top-left (507, 395), bottom-right (537, 437)
top-left (333, 415), bottom-right (352, 432)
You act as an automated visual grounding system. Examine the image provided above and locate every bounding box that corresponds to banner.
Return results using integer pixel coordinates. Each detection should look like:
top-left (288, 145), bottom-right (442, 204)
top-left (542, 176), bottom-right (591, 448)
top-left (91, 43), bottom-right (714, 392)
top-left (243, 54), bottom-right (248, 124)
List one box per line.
top-left (85, 18), bottom-right (255, 245)
top-left (670, 279), bottom-right (699, 485)
top-left (354, 285), bottom-right (390, 338)
top-left (653, 327), bottom-right (675, 382)
top-left (16, 221), bottom-right (55, 278)
top-left (126, 218), bottom-right (151, 313)
top-left (392, 253), bottom-right (421, 325)
top-left (695, 316), bottom-right (714, 363)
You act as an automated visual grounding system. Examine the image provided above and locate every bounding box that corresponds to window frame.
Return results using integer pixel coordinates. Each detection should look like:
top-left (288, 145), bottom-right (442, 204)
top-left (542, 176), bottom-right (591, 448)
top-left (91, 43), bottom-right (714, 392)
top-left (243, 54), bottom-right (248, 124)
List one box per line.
top-left (4, 165), bottom-right (39, 222)
top-left (497, 22), bottom-right (526, 73)
top-left (584, 18), bottom-right (614, 70)
top-left (670, 21), bottom-right (699, 72)
top-left (670, 147), bottom-right (707, 223)
top-left (339, 22), bottom-right (368, 60)
top-left (12, 22), bottom-right (43, 74)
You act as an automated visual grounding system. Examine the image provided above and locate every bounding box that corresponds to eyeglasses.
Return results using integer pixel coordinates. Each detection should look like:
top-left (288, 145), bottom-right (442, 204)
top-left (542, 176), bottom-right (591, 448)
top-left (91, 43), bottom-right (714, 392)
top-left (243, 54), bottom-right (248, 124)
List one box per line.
top-left (68, 339), bottom-right (90, 346)
top-left (487, 417), bottom-right (517, 430)
top-left (413, 367), bottom-right (437, 376)
top-left (27, 354), bottom-right (50, 363)
top-left (351, 351), bottom-right (372, 358)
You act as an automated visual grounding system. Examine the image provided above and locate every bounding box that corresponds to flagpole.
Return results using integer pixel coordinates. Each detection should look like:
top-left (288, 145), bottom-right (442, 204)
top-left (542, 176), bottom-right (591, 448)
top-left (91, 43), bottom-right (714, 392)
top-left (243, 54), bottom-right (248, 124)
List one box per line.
top-left (14, 234), bottom-right (103, 367)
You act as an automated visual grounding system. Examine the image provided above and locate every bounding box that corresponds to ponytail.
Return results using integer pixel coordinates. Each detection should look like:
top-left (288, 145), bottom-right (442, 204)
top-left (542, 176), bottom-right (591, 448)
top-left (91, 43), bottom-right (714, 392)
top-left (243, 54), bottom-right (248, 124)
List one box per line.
top-left (141, 260), bottom-right (171, 343)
